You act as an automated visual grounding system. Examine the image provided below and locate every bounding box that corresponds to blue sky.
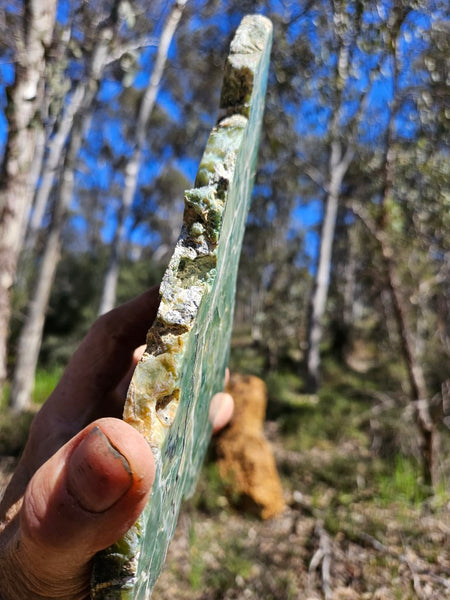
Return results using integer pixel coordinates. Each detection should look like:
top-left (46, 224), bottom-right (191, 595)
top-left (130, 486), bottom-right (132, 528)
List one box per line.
top-left (0, 0), bottom-right (440, 270)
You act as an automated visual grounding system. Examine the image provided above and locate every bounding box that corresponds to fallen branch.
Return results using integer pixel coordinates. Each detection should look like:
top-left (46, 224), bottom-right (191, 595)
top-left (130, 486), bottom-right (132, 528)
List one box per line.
top-left (309, 520), bottom-right (333, 600)
top-left (358, 532), bottom-right (450, 591)
top-left (290, 491), bottom-right (450, 596)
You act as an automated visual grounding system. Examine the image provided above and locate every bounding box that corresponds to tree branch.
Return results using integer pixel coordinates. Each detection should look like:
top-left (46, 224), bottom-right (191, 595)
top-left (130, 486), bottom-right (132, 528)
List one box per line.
top-left (104, 35), bottom-right (158, 65)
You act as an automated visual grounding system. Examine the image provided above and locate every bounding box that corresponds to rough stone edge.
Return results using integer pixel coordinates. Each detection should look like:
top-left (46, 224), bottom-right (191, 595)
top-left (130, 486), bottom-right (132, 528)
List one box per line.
top-left (123, 13), bottom-right (272, 466)
top-left (91, 14), bottom-right (272, 598)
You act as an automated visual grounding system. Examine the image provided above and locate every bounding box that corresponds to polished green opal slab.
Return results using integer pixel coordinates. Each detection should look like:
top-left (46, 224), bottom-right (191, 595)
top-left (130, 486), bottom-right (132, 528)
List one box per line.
top-left (91, 15), bottom-right (272, 599)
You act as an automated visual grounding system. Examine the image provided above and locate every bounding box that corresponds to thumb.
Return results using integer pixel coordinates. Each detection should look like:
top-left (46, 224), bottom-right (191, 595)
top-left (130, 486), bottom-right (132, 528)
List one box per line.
top-left (2, 418), bottom-right (154, 600)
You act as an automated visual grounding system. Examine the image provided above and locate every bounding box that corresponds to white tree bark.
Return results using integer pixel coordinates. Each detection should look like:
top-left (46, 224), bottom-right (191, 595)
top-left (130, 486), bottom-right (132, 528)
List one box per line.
top-left (7, 4), bottom-right (128, 412)
top-left (9, 114), bottom-right (90, 412)
top-left (98, 0), bottom-right (188, 315)
top-left (8, 1), bottom-right (167, 410)
top-left (23, 5), bottom-right (160, 257)
top-left (18, 126), bottom-right (47, 250)
top-left (25, 83), bottom-right (87, 251)
top-left (305, 2), bottom-right (360, 390)
top-left (0, 0), bottom-right (57, 388)
top-left (306, 141), bottom-right (353, 389)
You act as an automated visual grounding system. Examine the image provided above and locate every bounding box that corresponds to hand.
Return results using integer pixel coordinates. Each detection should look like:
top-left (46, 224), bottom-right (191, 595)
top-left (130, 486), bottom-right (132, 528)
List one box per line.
top-left (0, 286), bottom-right (233, 600)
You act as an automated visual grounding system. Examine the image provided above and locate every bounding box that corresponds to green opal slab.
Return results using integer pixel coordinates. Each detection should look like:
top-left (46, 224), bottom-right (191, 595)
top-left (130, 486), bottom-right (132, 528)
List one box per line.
top-left (91, 15), bottom-right (272, 599)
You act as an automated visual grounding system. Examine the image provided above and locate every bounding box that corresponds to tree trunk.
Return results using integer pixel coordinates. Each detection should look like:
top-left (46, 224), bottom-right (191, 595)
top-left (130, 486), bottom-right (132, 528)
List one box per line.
top-left (352, 202), bottom-right (436, 487)
top-left (25, 83), bottom-right (87, 252)
top-left (8, 2), bottom-right (133, 411)
top-left (352, 196), bottom-right (437, 488)
top-left (304, 2), bottom-right (358, 392)
top-left (18, 125), bottom-right (47, 250)
top-left (0, 0), bottom-right (57, 389)
top-left (9, 116), bottom-right (88, 412)
top-left (98, 0), bottom-right (187, 315)
top-left (24, 0), bottom-right (126, 254)
top-left (377, 18), bottom-right (435, 487)
top-left (306, 141), bottom-right (353, 391)
top-left (381, 243), bottom-right (435, 487)
top-left (342, 224), bottom-right (358, 329)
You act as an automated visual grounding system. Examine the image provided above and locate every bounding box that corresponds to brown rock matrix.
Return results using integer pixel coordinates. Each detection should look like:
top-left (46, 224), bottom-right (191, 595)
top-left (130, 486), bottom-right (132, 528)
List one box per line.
top-left (216, 374), bottom-right (285, 519)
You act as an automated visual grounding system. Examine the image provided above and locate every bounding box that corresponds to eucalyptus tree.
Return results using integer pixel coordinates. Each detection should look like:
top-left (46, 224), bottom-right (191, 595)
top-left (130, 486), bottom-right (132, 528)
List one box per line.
top-left (7, 0), bottom-right (168, 410)
top-left (298, 0), bottom-right (396, 391)
top-left (0, 0), bottom-right (57, 391)
top-left (348, 0), bottom-right (449, 486)
top-left (9, 1), bottom-right (124, 411)
top-left (97, 0), bottom-right (188, 316)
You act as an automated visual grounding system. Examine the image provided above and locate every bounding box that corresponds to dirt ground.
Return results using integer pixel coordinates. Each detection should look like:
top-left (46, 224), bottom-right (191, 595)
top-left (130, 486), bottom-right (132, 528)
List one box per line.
top-left (152, 434), bottom-right (450, 600)
top-left (1, 426), bottom-right (449, 600)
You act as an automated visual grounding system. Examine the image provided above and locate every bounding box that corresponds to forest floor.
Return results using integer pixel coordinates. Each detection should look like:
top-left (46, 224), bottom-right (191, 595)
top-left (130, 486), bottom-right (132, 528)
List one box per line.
top-left (152, 429), bottom-right (449, 600)
top-left (0, 357), bottom-right (449, 599)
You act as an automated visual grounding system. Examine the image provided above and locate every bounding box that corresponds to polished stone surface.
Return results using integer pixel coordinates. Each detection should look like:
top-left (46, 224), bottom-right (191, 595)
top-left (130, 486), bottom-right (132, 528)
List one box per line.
top-left (91, 15), bottom-right (272, 599)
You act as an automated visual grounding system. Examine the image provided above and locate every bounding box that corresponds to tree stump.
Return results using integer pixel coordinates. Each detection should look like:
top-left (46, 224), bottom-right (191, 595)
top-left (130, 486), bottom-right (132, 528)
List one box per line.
top-left (216, 373), bottom-right (285, 519)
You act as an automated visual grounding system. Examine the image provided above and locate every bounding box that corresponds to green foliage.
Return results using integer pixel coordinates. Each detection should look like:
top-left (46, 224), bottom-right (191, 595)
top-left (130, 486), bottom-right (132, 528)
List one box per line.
top-left (376, 455), bottom-right (429, 506)
top-left (271, 361), bottom-right (372, 453)
top-left (0, 368), bottom-right (61, 455)
top-left (228, 341), bottom-right (265, 376)
top-left (202, 537), bottom-right (253, 594)
top-left (263, 354), bottom-right (449, 502)
top-left (32, 367), bottom-right (63, 405)
top-left (187, 526), bottom-right (204, 591)
top-left (0, 410), bottom-right (34, 457)
top-left (37, 251), bottom-right (104, 367)
top-left (115, 256), bottom-right (165, 307)
top-left (35, 251), bottom-right (164, 369)
top-left (190, 461), bottom-right (229, 515)
top-left (185, 515), bottom-right (253, 594)
top-left (0, 379), bottom-right (9, 409)
top-left (265, 370), bottom-right (306, 410)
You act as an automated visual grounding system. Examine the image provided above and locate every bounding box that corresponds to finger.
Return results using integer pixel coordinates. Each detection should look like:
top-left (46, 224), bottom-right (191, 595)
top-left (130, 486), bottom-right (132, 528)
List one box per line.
top-left (224, 367), bottom-right (230, 388)
top-left (50, 286), bottom-right (160, 425)
top-left (1, 339), bottom-right (148, 521)
top-left (114, 344), bottom-right (147, 403)
top-left (1, 418), bottom-right (154, 600)
top-left (209, 392), bottom-right (234, 434)
top-left (23, 288), bottom-right (160, 471)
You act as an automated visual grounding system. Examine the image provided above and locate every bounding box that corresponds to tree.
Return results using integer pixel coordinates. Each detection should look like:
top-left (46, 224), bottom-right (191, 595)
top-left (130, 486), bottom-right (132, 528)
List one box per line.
top-left (304, 0), bottom-right (384, 391)
top-left (8, 0), bottom-right (134, 411)
top-left (98, 0), bottom-right (188, 315)
top-left (8, 0), bottom-right (178, 410)
top-left (0, 0), bottom-right (57, 391)
top-left (9, 108), bottom-right (92, 411)
top-left (349, 0), bottom-right (449, 486)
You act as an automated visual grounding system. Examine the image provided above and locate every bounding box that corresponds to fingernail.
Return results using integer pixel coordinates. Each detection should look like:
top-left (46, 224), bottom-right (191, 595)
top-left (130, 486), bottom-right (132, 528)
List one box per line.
top-left (67, 426), bottom-right (133, 513)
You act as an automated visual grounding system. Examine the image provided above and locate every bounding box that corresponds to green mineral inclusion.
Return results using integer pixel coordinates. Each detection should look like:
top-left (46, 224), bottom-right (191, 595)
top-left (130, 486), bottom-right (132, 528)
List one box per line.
top-left (91, 15), bottom-right (272, 599)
